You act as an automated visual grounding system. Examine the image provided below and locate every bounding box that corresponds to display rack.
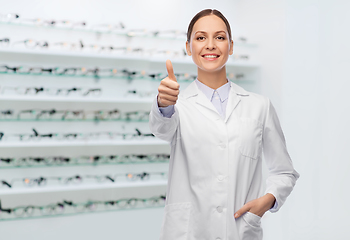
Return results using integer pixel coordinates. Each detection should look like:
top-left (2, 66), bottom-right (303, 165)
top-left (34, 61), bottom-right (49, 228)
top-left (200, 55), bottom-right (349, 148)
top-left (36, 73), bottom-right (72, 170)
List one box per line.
top-left (0, 18), bottom-right (258, 47)
top-left (0, 17), bottom-right (260, 221)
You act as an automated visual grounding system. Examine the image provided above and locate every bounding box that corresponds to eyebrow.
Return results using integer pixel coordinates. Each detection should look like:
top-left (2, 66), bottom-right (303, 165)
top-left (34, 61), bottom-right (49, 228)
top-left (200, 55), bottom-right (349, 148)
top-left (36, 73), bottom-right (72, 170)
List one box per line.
top-left (194, 30), bottom-right (226, 34)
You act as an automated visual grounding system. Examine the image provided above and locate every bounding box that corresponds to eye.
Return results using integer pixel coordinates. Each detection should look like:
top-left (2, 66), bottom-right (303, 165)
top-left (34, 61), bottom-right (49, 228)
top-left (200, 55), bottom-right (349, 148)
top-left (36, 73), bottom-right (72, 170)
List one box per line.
top-left (217, 36), bottom-right (225, 40)
top-left (196, 36), bottom-right (205, 40)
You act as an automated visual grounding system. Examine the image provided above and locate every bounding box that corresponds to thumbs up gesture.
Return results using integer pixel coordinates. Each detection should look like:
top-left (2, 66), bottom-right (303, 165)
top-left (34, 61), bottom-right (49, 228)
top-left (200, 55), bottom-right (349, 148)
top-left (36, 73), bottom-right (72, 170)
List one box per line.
top-left (157, 60), bottom-right (180, 107)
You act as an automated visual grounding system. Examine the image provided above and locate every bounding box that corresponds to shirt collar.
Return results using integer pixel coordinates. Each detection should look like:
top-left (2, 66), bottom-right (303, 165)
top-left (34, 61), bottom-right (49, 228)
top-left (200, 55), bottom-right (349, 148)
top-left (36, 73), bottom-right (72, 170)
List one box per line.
top-left (195, 78), bottom-right (231, 102)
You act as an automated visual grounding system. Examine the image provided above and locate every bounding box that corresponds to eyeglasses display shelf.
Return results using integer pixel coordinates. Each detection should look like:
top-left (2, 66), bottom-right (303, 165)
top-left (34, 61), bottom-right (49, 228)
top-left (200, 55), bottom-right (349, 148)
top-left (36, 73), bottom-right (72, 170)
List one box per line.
top-left (0, 179), bottom-right (168, 196)
top-left (0, 48), bottom-right (260, 68)
top-left (0, 12), bottom-right (261, 222)
top-left (0, 95), bottom-right (155, 103)
top-left (0, 138), bottom-right (168, 148)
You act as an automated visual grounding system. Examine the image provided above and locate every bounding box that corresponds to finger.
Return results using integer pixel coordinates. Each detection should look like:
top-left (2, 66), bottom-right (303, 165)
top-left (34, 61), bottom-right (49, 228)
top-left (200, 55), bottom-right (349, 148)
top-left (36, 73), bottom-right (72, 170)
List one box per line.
top-left (158, 98), bottom-right (176, 107)
top-left (158, 93), bottom-right (178, 102)
top-left (234, 205), bottom-right (250, 219)
top-left (158, 84), bottom-right (179, 96)
top-left (166, 59), bottom-right (177, 82)
top-left (161, 78), bottom-right (179, 90)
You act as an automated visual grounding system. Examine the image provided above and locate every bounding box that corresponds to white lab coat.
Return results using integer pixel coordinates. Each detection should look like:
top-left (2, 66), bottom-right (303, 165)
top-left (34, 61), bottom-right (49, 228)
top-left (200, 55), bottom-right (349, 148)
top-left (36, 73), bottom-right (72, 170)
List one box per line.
top-left (149, 81), bottom-right (300, 240)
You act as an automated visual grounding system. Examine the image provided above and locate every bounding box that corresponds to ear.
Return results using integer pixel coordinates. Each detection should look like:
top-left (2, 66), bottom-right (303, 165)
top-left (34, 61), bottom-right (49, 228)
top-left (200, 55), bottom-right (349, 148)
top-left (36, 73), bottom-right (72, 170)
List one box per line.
top-left (186, 41), bottom-right (192, 56)
top-left (229, 40), bottom-right (234, 55)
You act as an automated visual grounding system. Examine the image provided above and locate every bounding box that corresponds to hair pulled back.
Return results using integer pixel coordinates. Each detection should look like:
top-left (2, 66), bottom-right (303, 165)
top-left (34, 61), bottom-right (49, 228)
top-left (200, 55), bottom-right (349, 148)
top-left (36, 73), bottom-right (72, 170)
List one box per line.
top-left (187, 9), bottom-right (232, 43)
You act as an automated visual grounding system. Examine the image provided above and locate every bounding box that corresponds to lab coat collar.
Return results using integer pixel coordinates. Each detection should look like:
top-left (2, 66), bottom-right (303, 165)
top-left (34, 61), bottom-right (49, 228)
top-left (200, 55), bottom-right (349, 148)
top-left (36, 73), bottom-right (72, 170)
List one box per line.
top-left (194, 79), bottom-right (231, 103)
top-left (182, 80), bottom-right (249, 99)
top-left (182, 80), bottom-right (249, 122)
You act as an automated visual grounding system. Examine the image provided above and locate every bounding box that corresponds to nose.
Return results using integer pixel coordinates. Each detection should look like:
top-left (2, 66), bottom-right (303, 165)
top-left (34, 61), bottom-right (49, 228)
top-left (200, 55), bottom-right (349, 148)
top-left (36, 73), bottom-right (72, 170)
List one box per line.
top-left (206, 38), bottom-right (216, 50)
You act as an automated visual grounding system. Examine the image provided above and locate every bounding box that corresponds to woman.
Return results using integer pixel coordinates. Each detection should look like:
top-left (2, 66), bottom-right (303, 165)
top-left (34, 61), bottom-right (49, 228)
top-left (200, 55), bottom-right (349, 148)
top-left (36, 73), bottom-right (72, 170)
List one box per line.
top-left (149, 9), bottom-right (300, 240)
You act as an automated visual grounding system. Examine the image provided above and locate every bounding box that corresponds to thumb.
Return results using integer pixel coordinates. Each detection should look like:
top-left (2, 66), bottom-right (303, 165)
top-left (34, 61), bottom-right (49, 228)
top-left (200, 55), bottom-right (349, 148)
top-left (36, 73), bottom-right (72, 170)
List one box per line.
top-left (234, 205), bottom-right (250, 219)
top-left (166, 59), bottom-right (177, 82)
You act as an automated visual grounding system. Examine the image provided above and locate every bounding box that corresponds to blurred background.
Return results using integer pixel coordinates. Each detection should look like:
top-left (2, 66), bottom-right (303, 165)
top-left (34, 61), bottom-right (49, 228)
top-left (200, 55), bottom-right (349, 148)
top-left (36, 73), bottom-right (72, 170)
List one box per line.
top-left (0, 0), bottom-right (349, 239)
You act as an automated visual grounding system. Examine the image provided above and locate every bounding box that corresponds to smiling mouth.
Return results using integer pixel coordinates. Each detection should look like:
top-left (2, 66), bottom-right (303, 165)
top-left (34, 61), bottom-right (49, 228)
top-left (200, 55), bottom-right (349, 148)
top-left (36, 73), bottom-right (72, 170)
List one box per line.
top-left (201, 54), bottom-right (220, 59)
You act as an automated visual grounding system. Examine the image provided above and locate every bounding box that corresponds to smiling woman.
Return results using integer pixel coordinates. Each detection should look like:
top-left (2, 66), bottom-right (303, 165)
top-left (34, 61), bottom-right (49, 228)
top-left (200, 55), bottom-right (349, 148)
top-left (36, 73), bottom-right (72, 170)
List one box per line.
top-left (185, 10), bottom-right (234, 89)
top-left (150, 8), bottom-right (300, 240)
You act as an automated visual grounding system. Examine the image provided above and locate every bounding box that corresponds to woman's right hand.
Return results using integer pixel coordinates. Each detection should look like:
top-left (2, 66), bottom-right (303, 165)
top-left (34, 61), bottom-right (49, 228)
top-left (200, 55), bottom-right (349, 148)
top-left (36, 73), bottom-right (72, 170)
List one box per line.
top-left (157, 60), bottom-right (180, 107)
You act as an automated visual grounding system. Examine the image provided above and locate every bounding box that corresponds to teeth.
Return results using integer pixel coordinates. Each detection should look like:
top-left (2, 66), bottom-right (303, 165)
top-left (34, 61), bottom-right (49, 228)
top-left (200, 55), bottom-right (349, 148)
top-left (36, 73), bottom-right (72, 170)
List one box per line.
top-left (203, 55), bottom-right (218, 58)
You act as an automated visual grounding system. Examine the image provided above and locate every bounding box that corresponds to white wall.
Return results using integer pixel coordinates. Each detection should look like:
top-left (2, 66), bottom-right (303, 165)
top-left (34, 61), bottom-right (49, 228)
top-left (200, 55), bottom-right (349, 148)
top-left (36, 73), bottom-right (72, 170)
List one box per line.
top-left (231, 0), bottom-right (350, 239)
top-left (283, 0), bottom-right (350, 239)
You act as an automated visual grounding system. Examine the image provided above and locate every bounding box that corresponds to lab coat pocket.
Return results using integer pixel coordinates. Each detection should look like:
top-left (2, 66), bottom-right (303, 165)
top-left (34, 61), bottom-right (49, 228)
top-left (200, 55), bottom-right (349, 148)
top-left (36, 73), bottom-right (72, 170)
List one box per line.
top-left (240, 212), bottom-right (263, 240)
top-left (239, 118), bottom-right (263, 160)
top-left (159, 202), bottom-right (192, 240)
top-left (243, 211), bottom-right (262, 227)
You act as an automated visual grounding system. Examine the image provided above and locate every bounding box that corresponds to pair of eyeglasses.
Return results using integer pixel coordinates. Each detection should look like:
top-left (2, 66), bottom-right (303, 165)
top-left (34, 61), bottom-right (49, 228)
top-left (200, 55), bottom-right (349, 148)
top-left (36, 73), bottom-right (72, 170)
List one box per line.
top-left (4, 108), bottom-right (65, 120)
top-left (0, 156), bottom-right (69, 166)
top-left (125, 90), bottom-right (155, 98)
top-left (2, 175), bottom-right (89, 188)
top-left (1, 180), bottom-right (11, 188)
top-left (0, 199), bottom-right (73, 217)
top-left (0, 195), bottom-right (166, 218)
top-left (7, 176), bottom-right (66, 188)
top-left (1, 156), bottom-right (70, 166)
top-left (0, 128), bottom-right (82, 142)
top-left (0, 13), bottom-right (19, 22)
top-left (53, 40), bottom-right (84, 50)
top-left (0, 199), bottom-right (72, 217)
top-left (0, 65), bottom-right (61, 74)
top-left (122, 128), bottom-right (155, 140)
top-left (8, 39), bottom-right (83, 50)
top-left (91, 22), bottom-right (125, 32)
top-left (23, 19), bottom-right (86, 29)
top-left (0, 38), bottom-right (10, 46)
top-left (103, 195), bottom-right (166, 209)
top-left (12, 39), bottom-right (49, 48)
top-left (6, 175), bottom-right (83, 188)
top-left (0, 109), bottom-right (13, 118)
top-left (147, 72), bottom-right (196, 82)
top-left (124, 172), bottom-right (168, 181)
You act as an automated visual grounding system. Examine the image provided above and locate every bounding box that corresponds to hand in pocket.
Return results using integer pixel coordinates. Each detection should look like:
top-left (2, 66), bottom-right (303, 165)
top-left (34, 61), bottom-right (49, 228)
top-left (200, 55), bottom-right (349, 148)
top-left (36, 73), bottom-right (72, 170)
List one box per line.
top-left (234, 193), bottom-right (276, 219)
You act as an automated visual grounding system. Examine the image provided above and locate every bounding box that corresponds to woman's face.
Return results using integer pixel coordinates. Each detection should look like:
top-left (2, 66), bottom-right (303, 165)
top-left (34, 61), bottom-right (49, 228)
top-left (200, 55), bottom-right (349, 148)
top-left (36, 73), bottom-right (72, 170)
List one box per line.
top-left (186, 15), bottom-right (233, 73)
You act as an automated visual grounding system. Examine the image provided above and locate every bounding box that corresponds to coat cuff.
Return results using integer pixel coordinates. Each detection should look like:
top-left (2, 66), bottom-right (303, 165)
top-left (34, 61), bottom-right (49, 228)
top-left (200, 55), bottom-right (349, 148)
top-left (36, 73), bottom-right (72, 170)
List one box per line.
top-left (265, 190), bottom-right (279, 213)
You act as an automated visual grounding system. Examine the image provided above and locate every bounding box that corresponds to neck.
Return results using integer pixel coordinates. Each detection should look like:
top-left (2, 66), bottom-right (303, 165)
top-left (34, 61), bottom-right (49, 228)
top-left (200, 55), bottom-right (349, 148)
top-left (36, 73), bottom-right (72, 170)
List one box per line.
top-left (197, 66), bottom-right (228, 90)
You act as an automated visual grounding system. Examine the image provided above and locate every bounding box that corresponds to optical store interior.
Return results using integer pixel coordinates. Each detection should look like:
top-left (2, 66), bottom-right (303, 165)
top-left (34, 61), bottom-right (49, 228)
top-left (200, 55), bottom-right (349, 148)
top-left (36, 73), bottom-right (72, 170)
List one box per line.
top-left (0, 0), bottom-right (349, 240)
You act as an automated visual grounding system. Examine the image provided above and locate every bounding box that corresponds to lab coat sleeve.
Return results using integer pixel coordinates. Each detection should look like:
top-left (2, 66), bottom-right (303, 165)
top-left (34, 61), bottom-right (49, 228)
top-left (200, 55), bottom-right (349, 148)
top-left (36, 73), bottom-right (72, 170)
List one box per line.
top-left (262, 98), bottom-right (300, 213)
top-left (149, 95), bottom-right (179, 143)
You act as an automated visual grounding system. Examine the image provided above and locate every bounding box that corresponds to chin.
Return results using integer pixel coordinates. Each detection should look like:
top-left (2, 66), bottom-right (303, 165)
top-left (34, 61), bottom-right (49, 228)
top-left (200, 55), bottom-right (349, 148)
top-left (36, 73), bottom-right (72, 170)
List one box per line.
top-left (199, 62), bottom-right (226, 72)
top-left (193, 58), bottom-right (228, 71)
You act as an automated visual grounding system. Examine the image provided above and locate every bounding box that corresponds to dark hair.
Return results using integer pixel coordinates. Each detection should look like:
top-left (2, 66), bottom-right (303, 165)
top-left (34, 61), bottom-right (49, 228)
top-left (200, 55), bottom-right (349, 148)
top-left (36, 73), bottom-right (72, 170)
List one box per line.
top-left (187, 9), bottom-right (232, 43)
